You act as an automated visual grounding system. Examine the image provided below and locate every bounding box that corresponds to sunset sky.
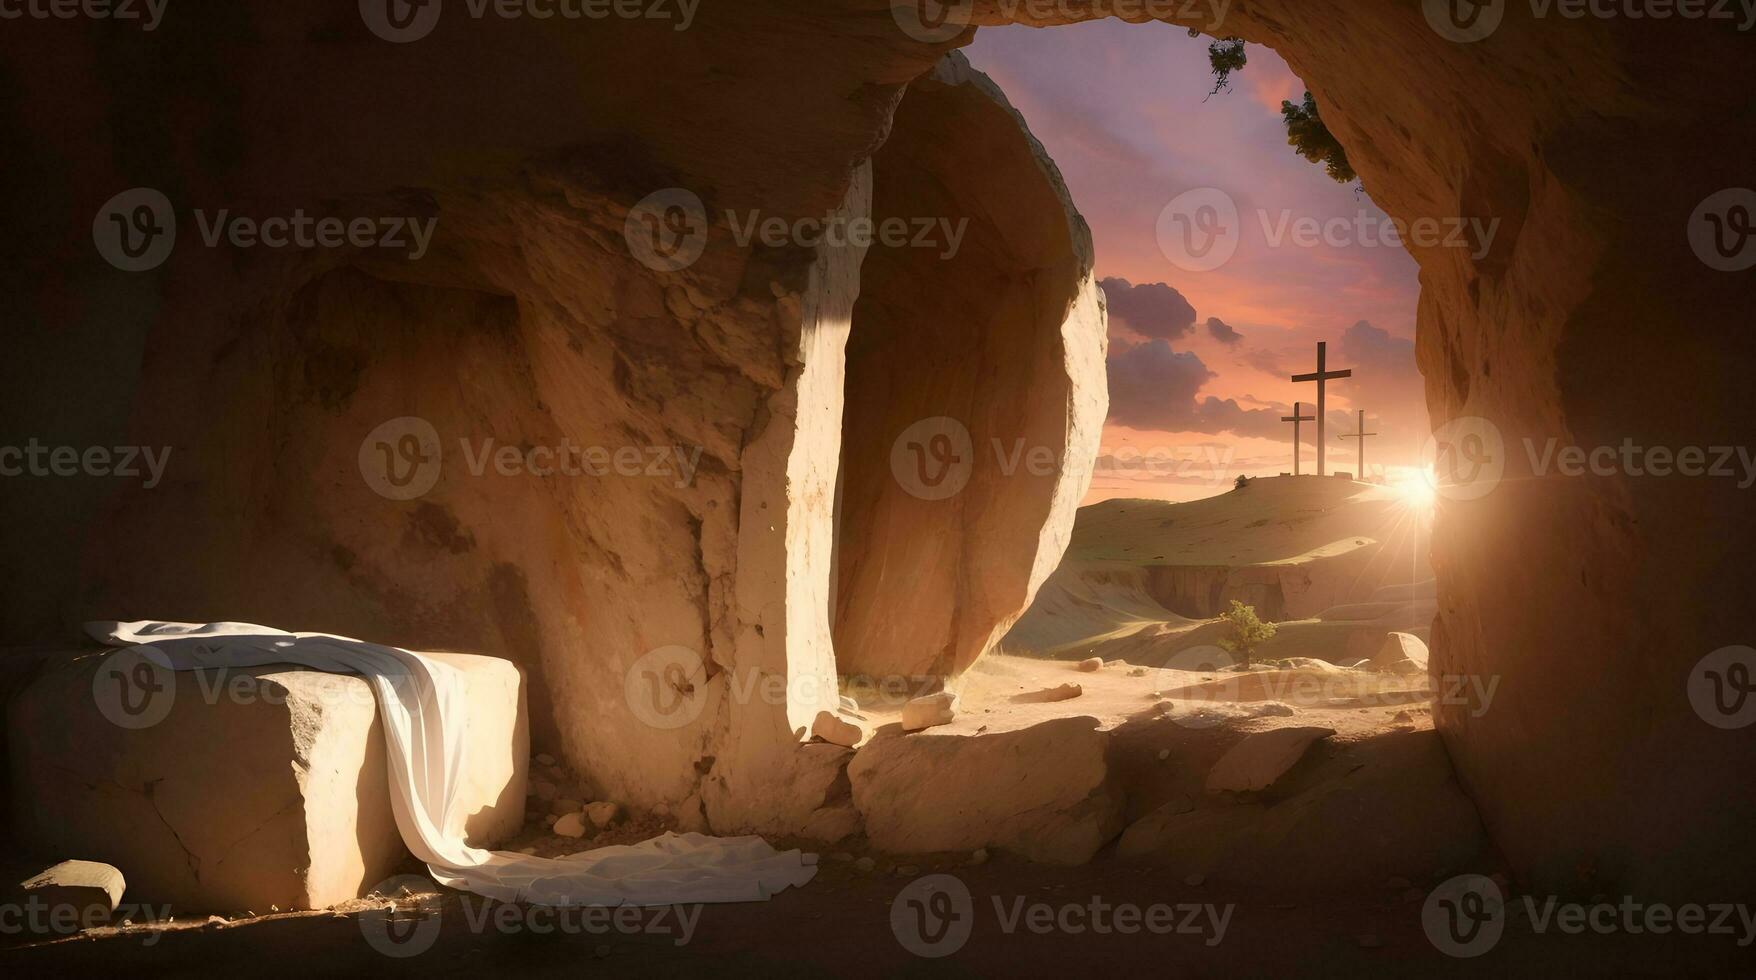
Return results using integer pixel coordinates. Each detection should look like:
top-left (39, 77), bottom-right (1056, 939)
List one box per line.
top-left (965, 21), bottom-right (1428, 503)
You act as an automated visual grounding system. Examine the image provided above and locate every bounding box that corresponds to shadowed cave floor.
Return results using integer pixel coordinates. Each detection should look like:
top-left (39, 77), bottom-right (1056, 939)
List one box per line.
top-left (11, 852), bottom-right (1748, 978)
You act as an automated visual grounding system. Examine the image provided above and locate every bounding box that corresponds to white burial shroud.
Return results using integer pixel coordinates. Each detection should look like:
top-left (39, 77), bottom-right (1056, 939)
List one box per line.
top-left (86, 620), bottom-right (818, 907)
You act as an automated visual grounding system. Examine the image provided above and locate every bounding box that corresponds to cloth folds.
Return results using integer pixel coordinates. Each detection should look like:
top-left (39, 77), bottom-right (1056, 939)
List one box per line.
top-left (85, 620), bottom-right (817, 907)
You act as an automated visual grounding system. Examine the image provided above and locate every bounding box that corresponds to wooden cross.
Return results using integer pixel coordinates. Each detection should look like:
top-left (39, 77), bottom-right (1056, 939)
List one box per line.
top-left (1280, 401), bottom-right (1315, 476)
top-left (1339, 409), bottom-right (1378, 482)
top-left (1291, 341), bottom-right (1353, 476)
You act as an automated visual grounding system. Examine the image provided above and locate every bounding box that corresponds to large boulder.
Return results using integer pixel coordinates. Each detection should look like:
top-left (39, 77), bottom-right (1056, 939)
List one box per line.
top-left (7, 647), bottom-right (525, 912)
top-left (1371, 632), bottom-right (1429, 674)
top-left (1204, 726), bottom-right (1335, 794)
top-left (1120, 730), bottom-right (1487, 891)
top-left (847, 716), bottom-right (1121, 864)
top-left (833, 52), bottom-right (1106, 681)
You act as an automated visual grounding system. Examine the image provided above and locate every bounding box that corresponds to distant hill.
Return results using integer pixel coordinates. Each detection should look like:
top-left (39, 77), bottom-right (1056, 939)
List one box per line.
top-left (999, 475), bottom-right (1435, 666)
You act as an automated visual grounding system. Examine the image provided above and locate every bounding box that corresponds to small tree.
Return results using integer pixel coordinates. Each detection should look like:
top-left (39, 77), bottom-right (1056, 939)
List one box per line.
top-left (1281, 91), bottom-right (1357, 183)
top-left (1217, 599), bottom-right (1277, 669)
top-left (1204, 37), bottom-right (1247, 98)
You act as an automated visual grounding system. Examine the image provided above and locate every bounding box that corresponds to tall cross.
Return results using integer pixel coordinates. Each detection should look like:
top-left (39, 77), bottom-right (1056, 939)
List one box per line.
top-left (1280, 401), bottom-right (1315, 476)
top-left (1339, 409), bottom-right (1378, 482)
top-left (1291, 341), bottom-right (1353, 476)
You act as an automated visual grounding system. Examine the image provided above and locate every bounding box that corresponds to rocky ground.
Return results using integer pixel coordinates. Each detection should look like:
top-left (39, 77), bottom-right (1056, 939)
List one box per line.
top-left (6, 654), bottom-right (1748, 975)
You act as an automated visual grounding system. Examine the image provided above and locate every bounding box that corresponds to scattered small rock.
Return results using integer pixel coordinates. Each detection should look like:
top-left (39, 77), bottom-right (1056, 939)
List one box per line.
top-left (531, 780), bottom-right (558, 802)
top-left (1127, 667), bottom-right (1148, 677)
top-left (969, 848), bottom-right (989, 866)
top-left (551, 797), bottom-right (584, 816)
top-left (854, 857), bottom-right (876, 873)
top-left (811, 709), bottom-right (869, 747)
top-left (1157, 748), bottom-right (1171, 761)
top-left (1076, 657), bottom-right (1102, 672)
top-left (19, 861), bottom-right (124, 928)
top-left (901, 691), bottom-right (958, 732)
top-left (1015, 682), bottom-right (1082, 703)
top-left (585, 801), bottom-right (624, 830)
top-left (1392, 710), bottom-right (1413, 723)
top-left (553, 813), bottom-right (587, 838)
top-left (535, 753), bottom-right (557, 767)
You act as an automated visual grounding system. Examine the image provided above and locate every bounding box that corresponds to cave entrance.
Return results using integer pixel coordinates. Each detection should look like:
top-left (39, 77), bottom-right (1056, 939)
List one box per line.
top-left (822, 18), bottom-right (1450, 871)
top-left (832, 23), bottom-right (1436, 702)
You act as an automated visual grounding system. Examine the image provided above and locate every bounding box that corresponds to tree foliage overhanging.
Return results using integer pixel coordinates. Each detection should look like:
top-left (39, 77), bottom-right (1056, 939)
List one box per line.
top-left (1280, 90), bottom-right (1357, 184)
top-left (1201, 36), bottom-right (1357, 185)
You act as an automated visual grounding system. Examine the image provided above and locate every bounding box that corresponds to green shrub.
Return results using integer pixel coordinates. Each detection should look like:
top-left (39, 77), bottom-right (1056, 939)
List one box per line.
top-left (1217, 599), bottom-right (1277, 669)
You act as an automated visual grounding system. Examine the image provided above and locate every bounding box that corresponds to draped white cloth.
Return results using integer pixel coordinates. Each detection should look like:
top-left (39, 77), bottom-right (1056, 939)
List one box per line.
top-left (85, 620), bottom-right (817, 907)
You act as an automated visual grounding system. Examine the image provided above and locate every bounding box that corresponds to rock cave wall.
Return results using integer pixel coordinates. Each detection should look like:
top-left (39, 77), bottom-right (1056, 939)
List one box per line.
top-left (3, 2), bottom-right (1753, 897)
top-left (946, 1), bottom-right (1756, 897)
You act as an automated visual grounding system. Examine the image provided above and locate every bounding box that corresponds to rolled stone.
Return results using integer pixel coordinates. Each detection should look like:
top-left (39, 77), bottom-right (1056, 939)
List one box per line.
top-left (900, 692), bottom-right (958, 732)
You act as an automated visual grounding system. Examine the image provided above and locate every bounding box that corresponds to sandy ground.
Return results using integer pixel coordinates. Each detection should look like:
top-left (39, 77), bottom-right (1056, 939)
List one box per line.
top-left (1001, 476), bottom-right (1436, 667)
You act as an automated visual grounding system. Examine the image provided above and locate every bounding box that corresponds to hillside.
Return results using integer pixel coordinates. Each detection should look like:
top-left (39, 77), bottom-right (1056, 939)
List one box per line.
top-left (1000, 475), bottom-right (1435, 665)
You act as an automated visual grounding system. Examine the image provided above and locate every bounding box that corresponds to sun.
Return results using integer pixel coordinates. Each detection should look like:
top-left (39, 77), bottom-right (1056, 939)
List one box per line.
top-left (1394, 471), bottom-right (1437, 515)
